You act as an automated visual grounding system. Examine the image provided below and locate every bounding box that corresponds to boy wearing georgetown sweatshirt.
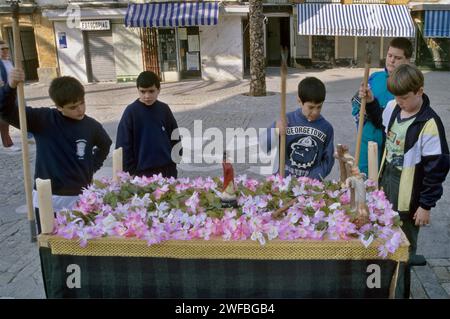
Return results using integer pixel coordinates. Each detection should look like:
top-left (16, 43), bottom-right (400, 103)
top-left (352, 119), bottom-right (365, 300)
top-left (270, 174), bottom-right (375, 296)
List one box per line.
top-left (267, 77), bottom-right (335, 180)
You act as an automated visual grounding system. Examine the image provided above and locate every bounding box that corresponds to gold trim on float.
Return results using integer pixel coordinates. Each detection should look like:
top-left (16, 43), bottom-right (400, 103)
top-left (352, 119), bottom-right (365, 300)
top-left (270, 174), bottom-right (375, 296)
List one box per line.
top-left (38, 233), bottom-right (409, 262)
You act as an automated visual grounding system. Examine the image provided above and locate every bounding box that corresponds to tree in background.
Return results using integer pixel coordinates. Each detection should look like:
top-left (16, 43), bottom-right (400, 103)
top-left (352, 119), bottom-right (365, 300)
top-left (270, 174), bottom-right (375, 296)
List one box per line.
top-left (249, 0), bottom-right (266, 96)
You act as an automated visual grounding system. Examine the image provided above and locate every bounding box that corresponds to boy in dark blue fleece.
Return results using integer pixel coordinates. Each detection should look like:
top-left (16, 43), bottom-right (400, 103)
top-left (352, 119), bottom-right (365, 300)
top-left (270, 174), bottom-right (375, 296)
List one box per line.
top-left (1, 69), bottom-right (112, 232)
top-left (267, 77), bottom-right (335, 180)
top-left (116, 71), bottom-right (181, 178)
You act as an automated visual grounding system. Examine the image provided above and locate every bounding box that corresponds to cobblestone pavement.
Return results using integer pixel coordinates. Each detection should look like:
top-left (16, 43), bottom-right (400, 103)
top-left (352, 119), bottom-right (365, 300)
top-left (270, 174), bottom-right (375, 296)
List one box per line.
top-left (1, 67), bottom-right (449, 298)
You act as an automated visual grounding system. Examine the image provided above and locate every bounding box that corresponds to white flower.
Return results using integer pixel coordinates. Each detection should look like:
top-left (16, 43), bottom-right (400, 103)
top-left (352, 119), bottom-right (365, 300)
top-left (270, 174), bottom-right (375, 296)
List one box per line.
top-left (292, 184), bottom-right (307, 197)
top-left (155, 201), bottom-right (169, 212)
top-left (251, 231), bottom-right (266, 245)
top-left (267, 226), bottom-right (278, 240)
top-left (289, 212), bottom-right (301, 224)
top-left (329, 202), bottom-right (340, 211)
top-left (301, 215), bottom-right (311, 227)
top-left (101, 214), bottom-right (118, 232)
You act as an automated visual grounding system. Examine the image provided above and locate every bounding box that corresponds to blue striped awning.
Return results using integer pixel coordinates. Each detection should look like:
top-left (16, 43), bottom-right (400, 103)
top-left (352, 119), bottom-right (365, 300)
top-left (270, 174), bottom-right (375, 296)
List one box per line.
top-left (297, 4), bottom-right (415, 37)
top-left (424, 10), bottom-right (450, 38)
top-left (125, 2), bottom-right (219, 27)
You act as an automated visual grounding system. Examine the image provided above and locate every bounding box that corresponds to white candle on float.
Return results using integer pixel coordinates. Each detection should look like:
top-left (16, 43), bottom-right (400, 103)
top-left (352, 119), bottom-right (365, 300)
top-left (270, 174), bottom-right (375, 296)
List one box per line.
top-left (113, 148), bottom-right (123, 182)
top-left (368, 141), bottom-right (378, 188)
top-left (36, 178), bottom-right (54, 234)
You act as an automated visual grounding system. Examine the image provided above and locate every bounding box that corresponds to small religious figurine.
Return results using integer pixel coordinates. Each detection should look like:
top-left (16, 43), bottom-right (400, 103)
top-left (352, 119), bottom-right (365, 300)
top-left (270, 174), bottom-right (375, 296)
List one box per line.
top-left (220, 151), bottom-right (238, 208)
top-left (334, 144), bottom-right (355, 187)
top-left (346, 166), bottom-right (370, 228)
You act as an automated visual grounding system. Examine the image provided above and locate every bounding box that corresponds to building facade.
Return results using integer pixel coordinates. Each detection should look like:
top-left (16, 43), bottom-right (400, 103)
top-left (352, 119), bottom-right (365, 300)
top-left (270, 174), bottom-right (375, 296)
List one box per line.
top-left (0, 0), bottom-right (58, 82)
top-left (293, 0), bottom-right (416, 68)
top-left (2, 0), bottom-right (448, 84)
top-left (411, 1), bottom-right (450, 70)
top-left (42, 0), bottom-right (246, 83)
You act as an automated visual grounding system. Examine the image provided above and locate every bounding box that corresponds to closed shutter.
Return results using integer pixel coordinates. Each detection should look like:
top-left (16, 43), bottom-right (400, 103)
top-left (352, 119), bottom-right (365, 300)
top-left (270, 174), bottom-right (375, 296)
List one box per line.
top-left (85, 30), bottom-right (116, 82)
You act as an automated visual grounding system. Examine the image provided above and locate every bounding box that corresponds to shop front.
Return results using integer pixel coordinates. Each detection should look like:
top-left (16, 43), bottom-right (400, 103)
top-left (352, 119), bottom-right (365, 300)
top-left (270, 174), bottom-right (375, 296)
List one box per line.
top-left (412, 4), bottom-right (450, 70)
top-left (0, 5), bottom-right (57, 83)
top-left (44, 7), bottom-right (142, 84)
top-left (125, 1), bottom-right (218, 82)
top-left (81, 20), bottom-right (116, 82)
top-left (294, 3), bottom-right (415, 68)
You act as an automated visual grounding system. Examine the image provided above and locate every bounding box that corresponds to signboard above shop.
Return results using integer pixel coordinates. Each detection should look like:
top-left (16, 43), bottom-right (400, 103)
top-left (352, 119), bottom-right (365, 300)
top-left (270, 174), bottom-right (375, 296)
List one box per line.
top-left (80, 20), bottom-right (111, 31)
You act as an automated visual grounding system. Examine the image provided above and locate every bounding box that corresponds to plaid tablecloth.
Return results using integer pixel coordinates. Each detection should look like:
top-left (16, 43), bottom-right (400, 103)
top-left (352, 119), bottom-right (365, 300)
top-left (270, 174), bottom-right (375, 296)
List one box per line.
top-left (39, 235), bottom-right (409, 298)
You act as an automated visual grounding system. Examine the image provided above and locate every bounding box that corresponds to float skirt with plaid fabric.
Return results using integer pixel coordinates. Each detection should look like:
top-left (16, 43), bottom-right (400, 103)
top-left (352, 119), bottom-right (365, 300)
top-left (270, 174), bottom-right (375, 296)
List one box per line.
top-left (38, 234), bottom-right (409, 298)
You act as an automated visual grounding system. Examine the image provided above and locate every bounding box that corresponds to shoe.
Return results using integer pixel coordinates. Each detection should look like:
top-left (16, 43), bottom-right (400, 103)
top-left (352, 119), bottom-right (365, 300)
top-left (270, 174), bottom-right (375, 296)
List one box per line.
top-left (4, 145), bottom-right (21, 152)
top-left (410, 254), bottom-right (427, 266)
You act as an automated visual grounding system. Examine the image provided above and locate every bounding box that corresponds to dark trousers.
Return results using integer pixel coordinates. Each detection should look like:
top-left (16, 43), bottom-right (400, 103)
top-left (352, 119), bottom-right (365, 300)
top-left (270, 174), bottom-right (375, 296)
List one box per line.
top-left (380, 163), bottom-right (420, 298)
top-left (35, 207), bottom-right (42, 235)
top-left (0, 118), bottom-right (13, 147)
top-left (135, 163), bottom-right (178, 179)
top-left (380, 163), bottom-right (420, 257)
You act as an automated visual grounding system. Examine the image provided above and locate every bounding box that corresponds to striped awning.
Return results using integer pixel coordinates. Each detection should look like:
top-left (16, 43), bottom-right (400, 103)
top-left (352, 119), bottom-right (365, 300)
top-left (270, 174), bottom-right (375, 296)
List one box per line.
top-left (297, 4), bottom-right (415, 37)
top-left (125, 2), bottom-right (219, 27)
top-left (424, 10), bottom-right (450, 38)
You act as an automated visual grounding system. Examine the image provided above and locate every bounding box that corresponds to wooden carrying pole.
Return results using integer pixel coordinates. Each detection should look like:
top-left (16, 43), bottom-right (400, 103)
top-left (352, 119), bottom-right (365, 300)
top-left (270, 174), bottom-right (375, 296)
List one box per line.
top-left (279, 48), bottom-right (288, 178)
top-left (354, 42), bottom-right (372, 168)
top-left (36, 179), bottom-right (54, 234)
top-left (11, 1), bottom-right (36, 242)
top-left (112, 147), bottom-right (123, 182)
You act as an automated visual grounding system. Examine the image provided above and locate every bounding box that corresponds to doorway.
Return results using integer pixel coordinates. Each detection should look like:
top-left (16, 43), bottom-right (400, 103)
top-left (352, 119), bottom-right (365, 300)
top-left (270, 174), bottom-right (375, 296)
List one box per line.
top-left (266, 17), bottom-right (290, 66)
top-left (178, 27), bottom-right (201, 79)
top-left (243, 17), bottom-right (250, 75)
top-left (6, 26), bottom-right (39, 81)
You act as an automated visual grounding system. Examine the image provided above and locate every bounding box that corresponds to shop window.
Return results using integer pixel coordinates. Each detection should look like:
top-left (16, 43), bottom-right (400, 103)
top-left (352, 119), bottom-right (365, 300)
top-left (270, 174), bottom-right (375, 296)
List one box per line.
top-left (158, 28), bottom-right (177, 72)
top-left (312, 36), bottom-right (335, 68)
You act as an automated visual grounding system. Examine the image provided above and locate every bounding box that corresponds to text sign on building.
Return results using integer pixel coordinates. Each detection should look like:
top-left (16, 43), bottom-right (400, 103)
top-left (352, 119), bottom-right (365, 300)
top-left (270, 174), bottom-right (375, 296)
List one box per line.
top-left (80, 20), bottom-right (111, 31)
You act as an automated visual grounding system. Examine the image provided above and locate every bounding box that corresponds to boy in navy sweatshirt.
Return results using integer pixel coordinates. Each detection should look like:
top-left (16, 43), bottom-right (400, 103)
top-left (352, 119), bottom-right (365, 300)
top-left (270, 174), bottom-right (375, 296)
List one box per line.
top-left (0, 69), bottom-right (112, 232)
top-left (116, 71), bottom-right (181, 178)
top-left (266, 77), bottom-right (335, 180)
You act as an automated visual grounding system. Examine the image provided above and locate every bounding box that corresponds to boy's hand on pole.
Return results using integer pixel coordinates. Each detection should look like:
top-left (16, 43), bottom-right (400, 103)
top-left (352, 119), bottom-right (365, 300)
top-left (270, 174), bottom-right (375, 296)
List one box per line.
top-left (9, 68), bottom-right (25, 88)
top-left (413, 207), bottom-right (430, 226)
top-left (358, 82), bottom-right (374, 103)
top-left (276, 119), bottom-right (286, 134)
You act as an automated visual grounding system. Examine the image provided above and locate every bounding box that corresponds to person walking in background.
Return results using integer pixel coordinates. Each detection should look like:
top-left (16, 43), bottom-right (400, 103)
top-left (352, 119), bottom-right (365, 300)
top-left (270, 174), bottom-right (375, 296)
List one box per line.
top-left (0, 39), bottom-right (20, 152)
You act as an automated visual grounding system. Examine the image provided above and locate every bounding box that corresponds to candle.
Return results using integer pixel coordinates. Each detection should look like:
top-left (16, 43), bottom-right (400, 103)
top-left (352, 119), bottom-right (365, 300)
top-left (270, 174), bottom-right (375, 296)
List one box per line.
top-left (368, 142), bottom-right (378, 188)
top-left (113, 147), bottom-right (123, 182)
top-left (36, 178), bottom-right (54, 234)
